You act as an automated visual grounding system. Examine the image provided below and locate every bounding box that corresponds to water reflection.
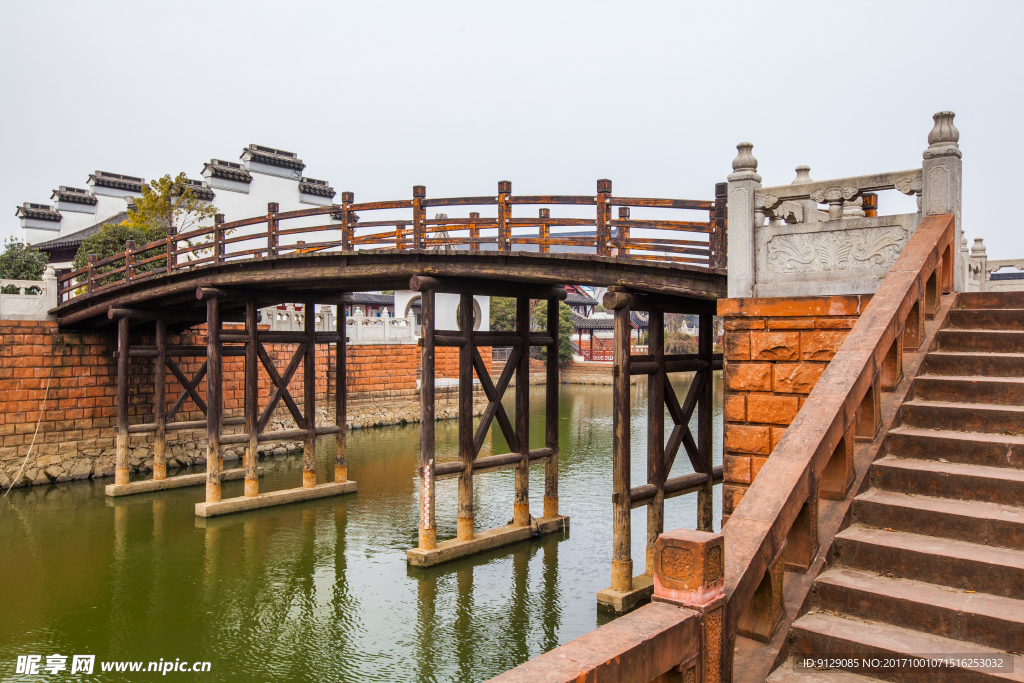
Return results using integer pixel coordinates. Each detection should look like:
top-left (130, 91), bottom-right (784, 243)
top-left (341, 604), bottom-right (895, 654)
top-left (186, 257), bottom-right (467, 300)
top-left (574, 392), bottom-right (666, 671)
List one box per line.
top-left (0, 379), bottom-right (721, 683)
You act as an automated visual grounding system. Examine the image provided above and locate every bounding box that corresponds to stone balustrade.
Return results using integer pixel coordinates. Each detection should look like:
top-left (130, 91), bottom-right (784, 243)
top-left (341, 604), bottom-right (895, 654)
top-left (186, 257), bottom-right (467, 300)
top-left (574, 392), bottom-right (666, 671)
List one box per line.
top-left (260, 303), bottom-right (418, 343)
top-left (727, 112), bottom-right (963, 299)
top-left (965, 238), bottom-right (1024, 292)
top-left (0, 267), bottom-right (57, 321)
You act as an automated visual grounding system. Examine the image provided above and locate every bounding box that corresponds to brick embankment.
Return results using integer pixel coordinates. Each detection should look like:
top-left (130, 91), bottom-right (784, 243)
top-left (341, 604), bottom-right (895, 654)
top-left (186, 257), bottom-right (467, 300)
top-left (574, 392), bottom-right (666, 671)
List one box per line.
top-left (718, 295), bottom-right (870, 523)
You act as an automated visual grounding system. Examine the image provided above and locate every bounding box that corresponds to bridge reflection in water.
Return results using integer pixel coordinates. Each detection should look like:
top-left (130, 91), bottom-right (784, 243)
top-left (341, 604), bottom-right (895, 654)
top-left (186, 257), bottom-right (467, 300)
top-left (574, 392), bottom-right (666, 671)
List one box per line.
top-left (0, 382), bottom-right (721, 682)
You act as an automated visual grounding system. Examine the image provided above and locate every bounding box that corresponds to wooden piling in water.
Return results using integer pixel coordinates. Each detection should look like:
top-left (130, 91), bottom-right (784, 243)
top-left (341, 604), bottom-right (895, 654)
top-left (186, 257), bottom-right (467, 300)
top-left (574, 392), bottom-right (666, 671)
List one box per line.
top-left (335, 303), bottom-right (348, 482)
top-left (303, 304), bottom-right (317, 488)
top-left (544, 297), bottom-right (559, 518)
top-left (514, 296), bottom-right (530, 527)
top-left (458, 293), bottom-right (475, 541)
top-left (646, 310), bottom-right (666, 574)
top-left (698, 311), bottom-right (714, 532)
top-left (418, 289), bottom-right (437, 550)
top-left (115, 316), bottom-right (130, 486)
top-left (244, 300), bottom-right (259, 497)
top-left (153, 319), bottom-right (167, 481)
top-left (205, 296), bottom-right (222, 503)
top-left (611, 304), bottom-right (633, 592)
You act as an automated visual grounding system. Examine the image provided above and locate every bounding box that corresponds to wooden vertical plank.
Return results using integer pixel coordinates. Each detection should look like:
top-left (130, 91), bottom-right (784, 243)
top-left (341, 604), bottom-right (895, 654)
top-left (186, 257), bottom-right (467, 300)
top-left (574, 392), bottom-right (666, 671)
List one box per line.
top-left (418, 289), bottom-right (437, 550)
top-left (340, 192), bottom-right (353, 251)
top-left (335, 301), bottom-right (348, 482)
top-left (618, 207), bottom-right (630, 258)
top-left (303, 303), bottom-right (317, 488)
top-left (498, 181), bottom-right (511, 251)
top-left (114, 316), bottom-right (130, 486)
top-left (213, 215), bottom-right (224, 265)
top-left (714, 182), bottom-right (728, 269)
top-left (153, 319), bottom-right (167, 481)
top-left (697, 311), bottom-right (714, 531)
top-left (206, 297), bottom-right (223, 503)
top-left (458, 293), bottom-right (475, 541)
top-left (514, 296), bottom-right (531, 526)
top-left (413, 186), bottom-right (426, 249)
top-left (538, 208), bottom-right (550, 254)
top-left (596, 179), bottom-right (612, 257)
top-left (646, 310), bottom-right (665, 575)
top-left (611, 304), bottom-right (632, 591)
top-left (544, 297), bottom-right (559, 519)
top-left (267, 203), bottom-right (279, 258)
top-left (469, 212), bottom-right (480, 252)
top-left (244, 300), bottom-right (259, 497)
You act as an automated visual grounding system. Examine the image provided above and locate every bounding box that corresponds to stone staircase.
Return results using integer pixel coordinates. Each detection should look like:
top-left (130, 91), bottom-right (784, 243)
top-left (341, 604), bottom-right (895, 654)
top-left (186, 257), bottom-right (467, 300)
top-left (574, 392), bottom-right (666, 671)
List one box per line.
top-left (770, 292), bottom-right (1024, 682)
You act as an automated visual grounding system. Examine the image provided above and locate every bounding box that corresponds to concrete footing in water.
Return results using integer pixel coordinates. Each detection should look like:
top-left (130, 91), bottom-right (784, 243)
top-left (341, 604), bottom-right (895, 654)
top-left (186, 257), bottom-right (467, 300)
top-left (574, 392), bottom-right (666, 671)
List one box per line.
top-left (406, 515), bottom-right (570, 568)
top-left (105, 467), bottom-right (262, 497)
top-left (194, 480), bottom-right (357, 518)
top-left (596, 573), bottom-right (655, 614)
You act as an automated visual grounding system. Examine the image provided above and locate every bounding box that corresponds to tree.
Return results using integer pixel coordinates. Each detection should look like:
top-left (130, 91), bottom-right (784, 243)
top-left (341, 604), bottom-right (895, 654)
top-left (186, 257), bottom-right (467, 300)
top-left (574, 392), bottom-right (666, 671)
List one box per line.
top-left (532, 300), bottom-right (576, 364)
top-left (489, 296), bottom-right (517, 332)
top-left (73, 172), bottom-right (217, 284)
top-left (0, 238), bottom-right (48, 281)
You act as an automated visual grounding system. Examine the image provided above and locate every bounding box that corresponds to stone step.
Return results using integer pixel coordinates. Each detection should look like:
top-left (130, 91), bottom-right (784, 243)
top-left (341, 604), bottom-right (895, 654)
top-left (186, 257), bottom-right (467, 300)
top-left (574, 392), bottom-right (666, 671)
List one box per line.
top-left (814, 567), bottom-right (1024, 655)
top-left (913, 375), bottom-right (1024, 406)
top-left (924, 352), bottom-right (1024, 379)
top-left (936, 329), bottom-right (1024, 354)
top-left (854, 489), bottom-right (1024, 551)
top-left (899, 400), bottom-right (1024, 435)
top-left (886, 427), bottom-right (1024, 469)
top-left (789, 612), bottom-right (1024, 683)
top-left (871, 457), bottom-right (1024, 506)
top-left (767, 659), bottom-right (879, 683)
top-left (958, 292), bottom-right (1024, 310)
top-left (833, 525), bottom-right (1024, 598)
top-left (947, 308), bottom-right (1024, 331)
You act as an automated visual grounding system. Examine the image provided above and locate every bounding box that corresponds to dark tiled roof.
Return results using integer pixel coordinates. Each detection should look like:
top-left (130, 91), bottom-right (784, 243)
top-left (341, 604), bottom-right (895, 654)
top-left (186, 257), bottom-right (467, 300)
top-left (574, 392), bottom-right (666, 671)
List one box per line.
top-left (243, 144), bottom-right (305, 171)
top-left (203, 159), bottom-right (253, 183)
top-left (299, 177), bottom-right (336, 198)
top-left (32, 212), bottom-right (129, 251)
top-left (172, 179), bottom-right (215, 201)
top-left (88, 171), bottom-right (145, 193)
top-left (15, 203), bottom-right (61, 222)
top-left (565, 291), bottom-right (598, 306)
top-left (353, 292), bottom-right (395, 305)
top-left (51, 186), bottom-right (97, 206)
top-left (630, 311), bottom-right (649, 328)
top-left (572, 311), bottom-right (614, 330)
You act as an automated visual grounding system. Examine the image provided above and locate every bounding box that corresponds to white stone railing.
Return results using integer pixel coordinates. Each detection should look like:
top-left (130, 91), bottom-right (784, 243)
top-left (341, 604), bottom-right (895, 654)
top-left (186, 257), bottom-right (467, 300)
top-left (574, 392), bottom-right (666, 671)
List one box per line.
top-left (0, 268), bottom-right (57, 321)
top-left (966, 238), bottom-right (1024, 292)
top-left (259, 304), bottom-right (418, 343)
top-left (726, 111), bottom-right (963, 299)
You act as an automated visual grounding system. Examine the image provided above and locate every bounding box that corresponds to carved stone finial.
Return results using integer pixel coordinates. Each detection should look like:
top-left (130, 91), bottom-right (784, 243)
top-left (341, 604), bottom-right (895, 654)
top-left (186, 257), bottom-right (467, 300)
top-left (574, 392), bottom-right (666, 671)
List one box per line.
top-left (924, 111), bottom-right (961, 159)
top-left (728, 142), bottom-right (761, 182)
top-left (960, 236), bottom-right (969, 253)
top-left (971, 238), bottom-right (986, 257)
top-left (792, 165), bottom-right (813, 184)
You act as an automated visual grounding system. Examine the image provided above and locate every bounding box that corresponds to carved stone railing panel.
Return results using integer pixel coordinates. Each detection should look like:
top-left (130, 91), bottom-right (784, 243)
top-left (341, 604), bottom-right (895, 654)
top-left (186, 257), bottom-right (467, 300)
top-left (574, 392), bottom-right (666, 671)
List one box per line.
top-left (757, 169), bottom-right (923, 224)
top-left (0, 268), bottom-right (58, 321)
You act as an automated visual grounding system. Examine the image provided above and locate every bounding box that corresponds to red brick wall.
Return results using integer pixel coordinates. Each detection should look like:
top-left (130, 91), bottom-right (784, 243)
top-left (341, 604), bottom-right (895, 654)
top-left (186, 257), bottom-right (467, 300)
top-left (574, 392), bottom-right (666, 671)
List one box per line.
top-left (718, 295), bottom-right (870, 523)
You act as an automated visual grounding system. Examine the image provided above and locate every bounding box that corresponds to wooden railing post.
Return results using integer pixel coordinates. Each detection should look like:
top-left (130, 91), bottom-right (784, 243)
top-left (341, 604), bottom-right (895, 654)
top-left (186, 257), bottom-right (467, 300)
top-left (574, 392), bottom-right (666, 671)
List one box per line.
top-left (87, 253), bottom-right (97, 292)
top-left (712, 182), bottom-right (728, 269)
top-left (340, 191), bottom-right (354, 251)
top-left (618, 206), bottom-right (630, 258)
top-left (165, 226), bottom-right (176, 273)
top-left (596, 179), bottom-right (612, 256)
top-left (412, 185), bottom-right (426, 249)
top-left (213, 214), bottom-right (224, 264)
top-left (497, 180), bottom-right (511, 251)
top-left (124, 240), bottom-right (135, 283)
top-left (469, 212), bottom-right (480, 251)
top-left (538, 208), bottom-right (550, 254)
top-left (652, 529), bottom-right (726, 683)
top-left (267, 202), bottom-right (279, 257)
top-left (395, 223), bottom-right (405, 251)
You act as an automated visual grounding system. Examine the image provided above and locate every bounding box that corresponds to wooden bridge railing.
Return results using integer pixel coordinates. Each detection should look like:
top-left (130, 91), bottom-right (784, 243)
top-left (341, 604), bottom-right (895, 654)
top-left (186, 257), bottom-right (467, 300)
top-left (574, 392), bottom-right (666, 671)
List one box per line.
top-left (490, 214), bottom-right (956, 683)
top-left (57, 179), bottom-right (727, 304)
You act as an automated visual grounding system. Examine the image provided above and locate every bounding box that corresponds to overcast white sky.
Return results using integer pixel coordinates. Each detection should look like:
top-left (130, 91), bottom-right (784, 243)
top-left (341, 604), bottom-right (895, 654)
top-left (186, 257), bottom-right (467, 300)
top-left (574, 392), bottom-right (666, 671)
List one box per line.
top-left (1, 1), bottom-right (1021, 255)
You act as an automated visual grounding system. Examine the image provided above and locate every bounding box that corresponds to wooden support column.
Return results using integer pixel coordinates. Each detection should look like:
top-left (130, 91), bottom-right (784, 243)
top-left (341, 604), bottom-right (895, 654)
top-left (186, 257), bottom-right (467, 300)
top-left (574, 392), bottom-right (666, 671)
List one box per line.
top-left (418, 289), bottom-right (437, 550)
top-left (458, 293), bottom-right (475, 541)
top-left (205, 296), bottom-right (223, 503)
top-left (497, 181), bottom-right (511, 251)
top-left (611, 304), bottom-right (633, 592)
top-left (697, 312), bottom-right (714, 532)
top-left (244, 300), bottom-right (259, 497)
top-left (596, 179), bottom-right (611, 257)
top-left (646, 310), bottom-right (665, 575)
top-left (153, 319), bottom-right (167, 481)
top-left (544, 297), bottom-right (559, 519)
top-left (303, 304), bottom-right (317, 488)
top-left (335, 302), bottom-right (348, 482)
top-left (514, 296), bottom-right (531, 526)
top-left (114, 316), bottom-right (130, 486)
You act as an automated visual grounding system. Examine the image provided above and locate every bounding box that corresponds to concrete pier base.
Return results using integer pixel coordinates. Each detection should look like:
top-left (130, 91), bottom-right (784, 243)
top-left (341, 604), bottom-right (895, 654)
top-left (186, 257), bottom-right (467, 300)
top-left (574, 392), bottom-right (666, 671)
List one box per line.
top-left (596, 573), bottom-right (655, 614)
top-left (194, 480), bottom-right (356, 518)
top-left (105, 467), bottom-right (262, 497)
top-left (406, 515), bottom-right (569, 568)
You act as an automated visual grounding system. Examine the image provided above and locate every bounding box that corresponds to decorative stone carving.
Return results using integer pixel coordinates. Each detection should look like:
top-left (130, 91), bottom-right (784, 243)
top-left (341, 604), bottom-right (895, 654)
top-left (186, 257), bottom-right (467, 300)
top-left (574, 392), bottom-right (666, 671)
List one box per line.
top-left (792, 165), bottom-right (813, 184)
top-left (767, 226), bottom-right (908, 273)
top-left (894, 176), bottom-right (923, 196)
top-left (728, 142), bottom-right (761, 182)
top-left (971, 238), bottom-right (986, 257)
top-left (924, 111), bottom-right (961, 159)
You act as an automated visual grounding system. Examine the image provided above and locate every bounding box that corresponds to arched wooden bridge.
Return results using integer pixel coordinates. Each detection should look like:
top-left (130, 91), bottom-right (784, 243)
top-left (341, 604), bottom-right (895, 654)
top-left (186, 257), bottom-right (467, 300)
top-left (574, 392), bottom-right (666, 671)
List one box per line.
top-left (54, 179), bottom-right (727, 590)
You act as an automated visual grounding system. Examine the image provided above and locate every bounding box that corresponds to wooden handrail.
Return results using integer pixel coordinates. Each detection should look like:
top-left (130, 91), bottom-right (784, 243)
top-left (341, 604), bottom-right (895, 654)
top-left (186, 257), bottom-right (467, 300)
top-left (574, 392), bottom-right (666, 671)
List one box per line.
top-left (720, 213), bottom-right (956, 657)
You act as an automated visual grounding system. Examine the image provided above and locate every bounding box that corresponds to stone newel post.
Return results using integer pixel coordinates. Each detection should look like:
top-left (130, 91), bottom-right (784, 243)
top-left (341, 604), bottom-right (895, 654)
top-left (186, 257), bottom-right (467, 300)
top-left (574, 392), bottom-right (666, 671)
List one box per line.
top-left (42, 266), bottom-right (57, 314)
top-left (652, 529), bottom-right (727, 683)
top-left (921, 111), bottom-right (963, 291)
top-left (971, 238), bottom-right (988, 292)
top-left (726, 143), bottom-right (761, 298)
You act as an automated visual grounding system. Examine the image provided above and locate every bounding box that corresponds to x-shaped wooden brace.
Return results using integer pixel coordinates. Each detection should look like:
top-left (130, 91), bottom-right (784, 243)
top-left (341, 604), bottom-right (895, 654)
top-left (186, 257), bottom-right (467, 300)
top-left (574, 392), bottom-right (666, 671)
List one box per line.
top-left (166, 358), bottom-right (207, 421)
top-left (471, 345), bottom-right (520, 455)
top-left (664, 370), bottom-right (708, 476)
top-left (257, 343), bottom-right (306, 432)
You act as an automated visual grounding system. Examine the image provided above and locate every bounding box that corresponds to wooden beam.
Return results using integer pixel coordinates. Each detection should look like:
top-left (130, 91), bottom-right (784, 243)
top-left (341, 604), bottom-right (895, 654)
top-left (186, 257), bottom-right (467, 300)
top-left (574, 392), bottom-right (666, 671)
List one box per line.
top-left (602, 291), bottom-right (717, 315)
top-left (410, 274), bottom-right (567, 301)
